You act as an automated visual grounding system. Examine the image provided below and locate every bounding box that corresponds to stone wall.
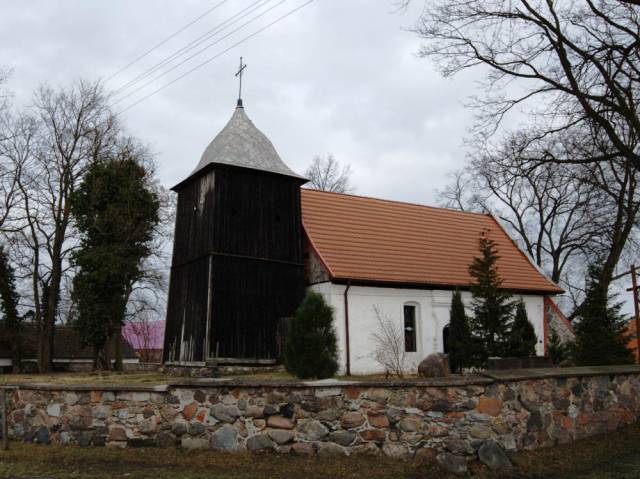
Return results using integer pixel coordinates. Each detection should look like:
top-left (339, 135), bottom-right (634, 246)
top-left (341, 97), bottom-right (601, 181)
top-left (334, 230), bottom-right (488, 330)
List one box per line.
top-left (2, 366), bottom-right (640, 472)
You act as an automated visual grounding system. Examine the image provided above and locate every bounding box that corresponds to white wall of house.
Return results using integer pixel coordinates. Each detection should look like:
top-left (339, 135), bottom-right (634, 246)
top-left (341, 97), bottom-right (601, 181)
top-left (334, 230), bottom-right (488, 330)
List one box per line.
top-left (309, 282), bottom-right (546, 375)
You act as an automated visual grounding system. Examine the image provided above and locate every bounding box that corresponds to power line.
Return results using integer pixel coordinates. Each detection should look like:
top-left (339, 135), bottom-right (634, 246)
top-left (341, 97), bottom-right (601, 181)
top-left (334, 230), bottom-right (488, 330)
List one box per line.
top-left (116, 0), bottom-right (314, 115)
top-left (112, 0), bottom-right (290, 106)
top-left (106, 0), bottom-right (230, 82)
top-left (112, 0), bottom-right (275, 96)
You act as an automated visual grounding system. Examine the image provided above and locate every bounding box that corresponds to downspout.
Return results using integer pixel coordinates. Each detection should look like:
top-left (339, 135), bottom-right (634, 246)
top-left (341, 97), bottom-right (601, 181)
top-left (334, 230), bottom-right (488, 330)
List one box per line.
top-left (343, 281), bottom-right (351, 376)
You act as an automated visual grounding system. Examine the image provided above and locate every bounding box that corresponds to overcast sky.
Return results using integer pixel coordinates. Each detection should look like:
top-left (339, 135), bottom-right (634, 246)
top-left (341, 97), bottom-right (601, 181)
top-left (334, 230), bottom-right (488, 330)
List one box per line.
top-left (0, 0), bottom-right (482, 204)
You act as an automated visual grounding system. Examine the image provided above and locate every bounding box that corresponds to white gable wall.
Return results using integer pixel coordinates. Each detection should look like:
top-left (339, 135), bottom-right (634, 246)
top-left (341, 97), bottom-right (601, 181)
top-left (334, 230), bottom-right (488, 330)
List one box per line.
top-left (309, 282), bottom-right (546, 375)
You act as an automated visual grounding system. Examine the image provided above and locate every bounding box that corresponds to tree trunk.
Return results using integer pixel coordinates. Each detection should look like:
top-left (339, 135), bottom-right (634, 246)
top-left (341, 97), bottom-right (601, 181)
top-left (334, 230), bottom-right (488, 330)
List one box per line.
top-left (113, 325), bottom-right (123, 372)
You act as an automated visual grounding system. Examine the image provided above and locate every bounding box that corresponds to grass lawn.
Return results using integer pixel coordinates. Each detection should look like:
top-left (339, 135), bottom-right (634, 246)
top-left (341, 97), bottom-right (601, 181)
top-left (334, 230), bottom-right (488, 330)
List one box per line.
top-left (0, 371), bottom-right (174, 385)
top-left (0, 370), bottom-right (414, 385)
top-left (0, 424), bottom-right (639, 479)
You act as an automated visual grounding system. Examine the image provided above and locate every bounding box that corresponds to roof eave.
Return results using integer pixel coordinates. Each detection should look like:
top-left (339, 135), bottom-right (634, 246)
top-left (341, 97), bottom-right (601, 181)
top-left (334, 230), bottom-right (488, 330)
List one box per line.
top-left (171, 162), bottom-right (308, 192)
top-left (328, 276), bottom-right (564, 296)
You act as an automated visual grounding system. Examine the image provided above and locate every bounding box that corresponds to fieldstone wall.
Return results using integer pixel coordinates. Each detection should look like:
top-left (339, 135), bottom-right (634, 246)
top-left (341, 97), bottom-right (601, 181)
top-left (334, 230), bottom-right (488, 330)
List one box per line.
top-left (2, 366), bottom-right (640, 472)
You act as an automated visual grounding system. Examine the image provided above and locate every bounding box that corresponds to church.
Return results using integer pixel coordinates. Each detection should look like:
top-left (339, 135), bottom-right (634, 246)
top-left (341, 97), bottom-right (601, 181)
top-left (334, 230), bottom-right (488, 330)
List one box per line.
top-left (163, 98), bottom-right (564, 375)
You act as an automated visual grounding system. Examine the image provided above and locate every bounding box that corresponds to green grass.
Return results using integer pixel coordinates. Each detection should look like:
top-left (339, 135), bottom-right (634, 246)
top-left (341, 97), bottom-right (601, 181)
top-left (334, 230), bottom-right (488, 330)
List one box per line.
top-left (0, 370), bottom-right (419, 386)
top-left (0, 424), bottom-right (639, 479)
top-left (0, 371), bottom-right (173, 385)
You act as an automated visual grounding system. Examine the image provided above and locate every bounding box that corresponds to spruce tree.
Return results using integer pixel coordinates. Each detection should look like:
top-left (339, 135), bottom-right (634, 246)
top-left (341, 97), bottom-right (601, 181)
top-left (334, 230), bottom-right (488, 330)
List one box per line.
top-left (448, 289), bottom-right (473, 372)
top-left (547, 329), bottom-right (566, 365)
top-left (506, 301), bottom-right (537, 357)
top-left (0, 245), bottom-right (22, 371)
top-left (285, 291), bottom-right (338, 379)
top-left (468, 232), bottom-right (514, 364)
top-left (572, 265), bottom-right (633, 366)
top-left (71, 155), bottom-right (159, 370)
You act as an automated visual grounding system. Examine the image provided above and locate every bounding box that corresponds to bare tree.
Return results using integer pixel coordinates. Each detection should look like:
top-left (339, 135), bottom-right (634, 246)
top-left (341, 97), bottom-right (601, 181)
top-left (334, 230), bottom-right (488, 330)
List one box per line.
top-left (370, 305), bottom-right (408, 377)
top-left (304, 155), bottom-right (354, 193)
top-left (0, 66), bottom-right (11, 119)
top-left (408, 0), bottom-right (640, 172)
top-left (0, 113), bottom-right (35, 235)
top-left (12, 80), bottom-right (117, 372)
top-left (438, 127), bottom-right (640, 313)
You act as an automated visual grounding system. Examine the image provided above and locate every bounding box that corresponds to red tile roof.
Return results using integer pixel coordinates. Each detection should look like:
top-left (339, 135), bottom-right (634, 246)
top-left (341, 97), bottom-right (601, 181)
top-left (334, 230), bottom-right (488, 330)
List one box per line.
top-left (301, 189), bottom-right (563, 294)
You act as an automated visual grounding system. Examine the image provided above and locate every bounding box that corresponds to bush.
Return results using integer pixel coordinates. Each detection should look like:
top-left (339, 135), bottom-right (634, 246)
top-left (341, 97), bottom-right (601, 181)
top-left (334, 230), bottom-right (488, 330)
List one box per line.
top-left (506, 302), bottom-right (537, 357)
top-left (448, 289), bottom-right (473, 372)
top-left (547, 329), bottom-right (568, 365)
top-left (284, 291), bottom-right (338, 379)
top-left (572, 265), bottom-right (633, 366)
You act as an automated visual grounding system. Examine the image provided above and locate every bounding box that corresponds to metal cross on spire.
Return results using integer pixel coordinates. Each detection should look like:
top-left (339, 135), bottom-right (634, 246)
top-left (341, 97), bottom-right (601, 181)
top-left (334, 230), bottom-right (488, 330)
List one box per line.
top-left (235, 56), bottom-right (247, 107)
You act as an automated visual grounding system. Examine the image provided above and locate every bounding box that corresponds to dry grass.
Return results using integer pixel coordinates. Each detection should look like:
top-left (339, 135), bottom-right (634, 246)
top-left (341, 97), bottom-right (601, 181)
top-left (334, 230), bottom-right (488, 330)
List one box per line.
top-left (0, 370), bottom-right (420, 386)
top-left (0, 371), bottom-right (172, 386)
top-left (0, 424), bottom-right (639, 478)
top-left (0, 445), bottom-right (435, 479)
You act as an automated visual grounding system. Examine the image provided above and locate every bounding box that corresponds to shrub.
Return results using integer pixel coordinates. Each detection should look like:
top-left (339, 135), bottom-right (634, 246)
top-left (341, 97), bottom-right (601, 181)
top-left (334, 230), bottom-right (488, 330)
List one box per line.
top-left (448, 289), bottom-right (473, 372)
top-left (284, 291), bottom-right (338, 379)
top-left (572, 265), bottom-right (633, 366)
top-left (370, 305), bottom-right (407, 377)
top-left (0, 245), bottom-right (22, 371)
top-left (547, 329), bottom-right (568, 365)
top-left (506, 302), bottom-right (537, 357)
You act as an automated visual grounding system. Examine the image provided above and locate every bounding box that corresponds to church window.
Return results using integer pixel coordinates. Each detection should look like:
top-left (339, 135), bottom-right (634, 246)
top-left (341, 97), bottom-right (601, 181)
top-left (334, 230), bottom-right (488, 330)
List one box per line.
top-left (403, 304), bottom-right (417, 352)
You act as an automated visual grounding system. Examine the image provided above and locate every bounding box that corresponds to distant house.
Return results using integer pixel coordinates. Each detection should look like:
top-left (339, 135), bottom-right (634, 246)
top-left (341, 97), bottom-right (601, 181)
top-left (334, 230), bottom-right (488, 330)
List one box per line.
top-left (0, 322), bottom-right (139, 373)
top-left (123, 320), bottom-right (165, 363)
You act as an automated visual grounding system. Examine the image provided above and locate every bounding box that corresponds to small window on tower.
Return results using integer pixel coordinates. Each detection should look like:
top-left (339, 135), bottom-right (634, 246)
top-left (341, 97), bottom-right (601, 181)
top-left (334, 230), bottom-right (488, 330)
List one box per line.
top-left (275, 213), bottom-right (281, 223)
top-left (403, 304), bottom-right (417, 352)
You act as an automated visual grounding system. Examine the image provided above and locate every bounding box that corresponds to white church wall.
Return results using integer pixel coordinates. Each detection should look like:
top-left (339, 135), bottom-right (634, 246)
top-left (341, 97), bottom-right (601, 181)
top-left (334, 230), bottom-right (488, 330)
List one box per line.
top-left (309, 282), bottom-right (546, 375)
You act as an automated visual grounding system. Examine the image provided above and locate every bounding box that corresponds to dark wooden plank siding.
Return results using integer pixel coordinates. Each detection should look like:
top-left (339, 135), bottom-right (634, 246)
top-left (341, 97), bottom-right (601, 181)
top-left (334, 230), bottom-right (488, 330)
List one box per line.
top-left (171, 172), bottom-right (217, 265)
top-left (164, 165), bottom-right (305, 363)
top-left (213, 167), bottom-right (303, 261)
top-left (209, 256), bottom-right (303, 359)
top-left (163, 257), bottom-right (210, 363)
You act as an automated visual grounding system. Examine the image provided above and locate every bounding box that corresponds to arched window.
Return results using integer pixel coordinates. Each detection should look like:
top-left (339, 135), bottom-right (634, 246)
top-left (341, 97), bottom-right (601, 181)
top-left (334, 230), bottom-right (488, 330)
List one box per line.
top-left (403, 304), bottom-right (417, 352)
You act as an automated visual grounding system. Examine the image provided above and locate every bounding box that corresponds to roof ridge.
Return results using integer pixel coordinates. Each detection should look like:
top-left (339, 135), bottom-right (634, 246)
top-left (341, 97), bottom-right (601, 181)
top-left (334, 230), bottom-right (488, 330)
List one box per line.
top-left (301, 187), bottom-right (491, 218)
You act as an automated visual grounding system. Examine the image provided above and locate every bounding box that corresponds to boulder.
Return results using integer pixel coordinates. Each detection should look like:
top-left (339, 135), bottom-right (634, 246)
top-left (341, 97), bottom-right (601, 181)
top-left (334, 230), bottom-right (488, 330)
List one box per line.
top-left (340, 411), bottom-right (365, 429)
top-left (478, 440), bottom-right (512, 470)
top-left (418, 353), bottom-right (450, 378)
top-left (298, 420), bottom-right (329, 441)
top-left (211, 424), bottom-right (238, 451)
top-left (211, 404), bottom-right (241, 424)
top-left (329, 430), bottom-right (356, 446)
top-left (171, 420), bottom-right (189, 436)
top-left (267, 415), bottom-right (295, 430)
top-left (267, 429), bottom-right (295, 445)
top-left (181, 436), bottom-right (209, 450)
top-left (246, 434), bottom-right (275, 451)
top-left (436, 452), bottom-right (467, 475)
top-left (317, 443), bottom-right (347, 457)
top-left (382, 443), bottom-right (411, 459)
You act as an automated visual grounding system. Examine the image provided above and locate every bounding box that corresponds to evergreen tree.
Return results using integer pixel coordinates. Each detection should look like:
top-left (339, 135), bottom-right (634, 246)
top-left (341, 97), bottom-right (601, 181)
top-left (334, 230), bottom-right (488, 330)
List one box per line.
top-left (506, 302), bottom-right (537, 357)
top-left (71, 154), bottom-right (159, 370)
top-left (0, 245), bottom-right (22, 371)
top-left (285, 291), bottom-right (338, 379)
top-left (448, 289), bottom-right (473, 372)
top-left (547, 329), bottom-right (567, 365)
top-left (468, 232), bottom-right (514, 364)
top-left (572, 265), bottom-right (633, 366)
